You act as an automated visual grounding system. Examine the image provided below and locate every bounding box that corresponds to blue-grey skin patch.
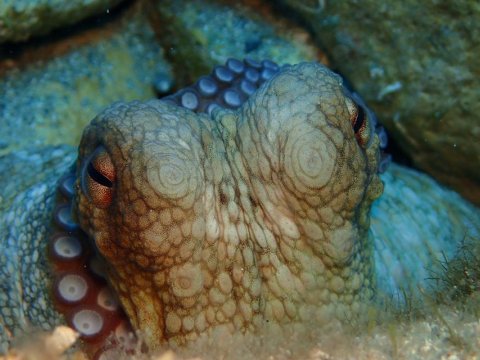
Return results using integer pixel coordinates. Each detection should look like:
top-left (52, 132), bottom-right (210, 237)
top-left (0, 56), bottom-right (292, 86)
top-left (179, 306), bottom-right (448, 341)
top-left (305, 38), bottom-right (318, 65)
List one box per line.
top-left (0, 146), bottom-right (76, 352)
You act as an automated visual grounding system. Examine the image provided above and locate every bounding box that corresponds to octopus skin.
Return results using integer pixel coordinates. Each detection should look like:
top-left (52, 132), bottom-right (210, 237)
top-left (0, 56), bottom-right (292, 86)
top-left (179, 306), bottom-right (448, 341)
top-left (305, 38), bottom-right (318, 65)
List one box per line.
top-left (0, 60), bottom-right (385, 356)
top-left (72, 60), bottom-right (383, 350)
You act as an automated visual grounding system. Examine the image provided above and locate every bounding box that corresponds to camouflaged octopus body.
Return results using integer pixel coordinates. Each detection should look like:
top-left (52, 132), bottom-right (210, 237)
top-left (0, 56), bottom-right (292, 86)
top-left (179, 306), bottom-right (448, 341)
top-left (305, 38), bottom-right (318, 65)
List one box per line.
top-left (75, 63), bottom-right (383, 348)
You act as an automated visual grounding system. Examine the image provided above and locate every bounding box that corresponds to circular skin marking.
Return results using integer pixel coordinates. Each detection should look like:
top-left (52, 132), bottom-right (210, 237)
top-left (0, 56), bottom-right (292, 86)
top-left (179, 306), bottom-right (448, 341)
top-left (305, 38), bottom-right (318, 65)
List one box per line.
top-left (283, 127), bottom-right (337, 192)
top-left (147, 157), bottom-right (189, 198)
top-left (169, 263), bottom-right (204, 298)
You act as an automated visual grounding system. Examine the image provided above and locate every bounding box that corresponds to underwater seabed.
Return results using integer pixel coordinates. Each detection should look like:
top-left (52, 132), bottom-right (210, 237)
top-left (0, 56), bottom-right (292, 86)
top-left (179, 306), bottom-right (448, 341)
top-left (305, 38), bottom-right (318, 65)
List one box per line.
top-left (6, 283), bottom-right (480, 360)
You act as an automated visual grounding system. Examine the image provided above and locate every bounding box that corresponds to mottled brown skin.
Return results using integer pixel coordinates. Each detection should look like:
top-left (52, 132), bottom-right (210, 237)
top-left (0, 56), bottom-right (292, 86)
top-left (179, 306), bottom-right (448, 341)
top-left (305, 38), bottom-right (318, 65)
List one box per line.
top-left (74, 63), bottom-right (383, 349)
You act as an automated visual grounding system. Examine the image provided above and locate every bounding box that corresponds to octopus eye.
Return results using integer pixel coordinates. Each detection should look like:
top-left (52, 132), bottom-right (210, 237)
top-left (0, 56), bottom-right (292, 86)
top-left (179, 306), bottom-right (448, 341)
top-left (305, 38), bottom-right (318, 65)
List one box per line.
top-left (81, 146), bottom-right (115, 208)
top-left (345, 96), bottom-right (372, 148)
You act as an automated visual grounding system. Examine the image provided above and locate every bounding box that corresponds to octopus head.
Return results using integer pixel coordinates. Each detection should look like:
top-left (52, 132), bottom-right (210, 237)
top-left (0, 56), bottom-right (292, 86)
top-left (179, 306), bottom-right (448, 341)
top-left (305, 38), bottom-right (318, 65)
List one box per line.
top-left (73, 62), bottom-right (383, 350)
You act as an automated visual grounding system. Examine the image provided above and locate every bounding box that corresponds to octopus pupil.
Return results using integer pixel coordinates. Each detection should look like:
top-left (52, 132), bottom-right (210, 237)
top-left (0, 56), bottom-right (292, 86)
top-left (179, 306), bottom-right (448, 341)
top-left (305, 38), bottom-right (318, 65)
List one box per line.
top-left (87, 162), bottom-right (113, 188)
top-left (353, 105), bottom-right (365, 133)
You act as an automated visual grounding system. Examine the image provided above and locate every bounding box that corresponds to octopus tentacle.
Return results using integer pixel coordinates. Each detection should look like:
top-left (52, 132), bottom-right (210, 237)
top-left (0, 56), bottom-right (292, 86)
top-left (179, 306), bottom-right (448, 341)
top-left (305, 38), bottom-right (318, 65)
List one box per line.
top-left (162, 58), bottom-right (281, 115)
top-left (49, 171), bottom-right (136, 358)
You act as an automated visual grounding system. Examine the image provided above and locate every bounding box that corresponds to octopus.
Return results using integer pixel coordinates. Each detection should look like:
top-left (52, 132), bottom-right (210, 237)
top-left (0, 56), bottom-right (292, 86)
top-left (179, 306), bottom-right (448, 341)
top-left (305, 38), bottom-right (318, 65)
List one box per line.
top-left (1, 58), bottom-right (391, 358)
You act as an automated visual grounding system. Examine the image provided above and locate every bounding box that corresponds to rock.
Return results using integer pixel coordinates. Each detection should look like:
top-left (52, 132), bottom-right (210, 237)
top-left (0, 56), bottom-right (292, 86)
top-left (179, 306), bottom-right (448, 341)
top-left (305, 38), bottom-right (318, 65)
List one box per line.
top-left (0, 6), bottom-right (171, 156)
top-left (276, 0), bottom-right (480, 205)
top-left (148, 0), bottom-right (324, 86)
top-left (43, 326), bottom-right (79, 357)
top-left (0, 326), bottom-right (83, 360)
top-left (0, 0), bottom-right (124, 43)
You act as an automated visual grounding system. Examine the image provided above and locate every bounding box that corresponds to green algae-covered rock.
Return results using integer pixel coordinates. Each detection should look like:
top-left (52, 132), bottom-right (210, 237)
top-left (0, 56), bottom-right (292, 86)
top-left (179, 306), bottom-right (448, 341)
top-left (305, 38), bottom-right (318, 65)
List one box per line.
top-left (0, 9), bottom-right (171, 157)
top-left (149, 0), bottom-right (323, 86)
top-left (0, 0), bottom-right (124, 43)
top-left (276, 0), bottom-right (480, 206)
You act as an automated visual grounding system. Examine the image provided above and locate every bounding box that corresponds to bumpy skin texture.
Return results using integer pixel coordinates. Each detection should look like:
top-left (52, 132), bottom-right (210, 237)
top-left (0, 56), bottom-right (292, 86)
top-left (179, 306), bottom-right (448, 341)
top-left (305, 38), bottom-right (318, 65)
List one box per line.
top-left (74, 63), bottom-right (383, 348)
top-left (0, 146), bottom-right (75, 352)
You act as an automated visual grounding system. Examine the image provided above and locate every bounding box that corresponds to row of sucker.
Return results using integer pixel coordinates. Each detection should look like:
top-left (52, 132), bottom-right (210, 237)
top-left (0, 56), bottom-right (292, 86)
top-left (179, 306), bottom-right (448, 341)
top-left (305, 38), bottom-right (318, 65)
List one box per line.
top-left (162, 58), bottom-right (281, 115)
top-left (161, 57), bottom-right (390, 172)
top-left (50, 170), bottom-right (137, 359)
